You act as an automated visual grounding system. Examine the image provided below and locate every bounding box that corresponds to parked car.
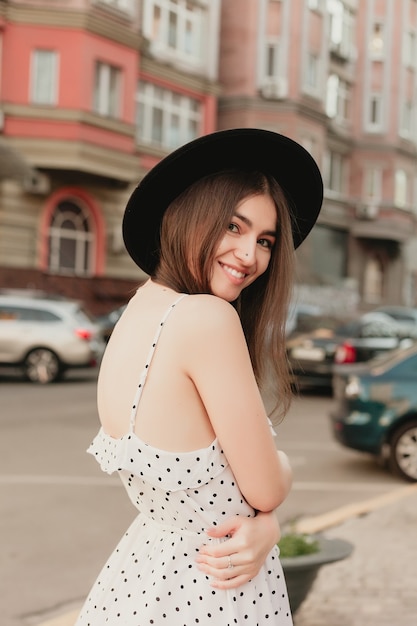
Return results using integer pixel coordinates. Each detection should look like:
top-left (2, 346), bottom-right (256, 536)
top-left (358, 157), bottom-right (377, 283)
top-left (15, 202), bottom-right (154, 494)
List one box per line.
top-left (287, 311), bottom-right (417, 389)
top-left (285, 303), bottom-right (324, 337)
top-left (330, 343), bottom-right (417, 482)
top-left (0, 293), bottom-right (105, 383)
top-left (374, 305), bottom-right (417, 327)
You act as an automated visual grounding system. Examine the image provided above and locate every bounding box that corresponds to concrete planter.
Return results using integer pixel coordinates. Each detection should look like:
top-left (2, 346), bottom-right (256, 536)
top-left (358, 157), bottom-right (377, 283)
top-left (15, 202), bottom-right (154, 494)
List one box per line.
top-left (281, 536), bottom-right (354, 614)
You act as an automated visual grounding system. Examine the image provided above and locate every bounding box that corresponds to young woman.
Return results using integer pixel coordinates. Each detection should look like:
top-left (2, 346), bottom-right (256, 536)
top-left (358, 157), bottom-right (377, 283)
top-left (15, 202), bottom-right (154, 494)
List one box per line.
top-left (75, 128), bottom-right (323, 625)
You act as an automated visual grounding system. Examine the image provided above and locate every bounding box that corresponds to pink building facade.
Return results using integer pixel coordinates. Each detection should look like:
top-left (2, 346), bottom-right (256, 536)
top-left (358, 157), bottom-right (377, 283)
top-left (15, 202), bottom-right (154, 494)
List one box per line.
top-left (0, 0), bottom-right (416, 312)
top-left (218, 0), bottom-right (417, 308)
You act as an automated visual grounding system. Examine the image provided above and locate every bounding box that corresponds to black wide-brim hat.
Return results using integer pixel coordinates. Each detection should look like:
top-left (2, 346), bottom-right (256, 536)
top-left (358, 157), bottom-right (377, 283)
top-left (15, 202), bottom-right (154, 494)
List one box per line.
top-left (123, 128), bottom-right (323, 275)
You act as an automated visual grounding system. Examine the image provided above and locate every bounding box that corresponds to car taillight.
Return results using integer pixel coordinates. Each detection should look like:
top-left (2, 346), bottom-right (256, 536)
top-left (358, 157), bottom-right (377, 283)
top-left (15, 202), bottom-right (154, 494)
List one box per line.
top-left (335, 342), bottom-right (357, 363)
top-left (75, 328), bottom-right (93, 341)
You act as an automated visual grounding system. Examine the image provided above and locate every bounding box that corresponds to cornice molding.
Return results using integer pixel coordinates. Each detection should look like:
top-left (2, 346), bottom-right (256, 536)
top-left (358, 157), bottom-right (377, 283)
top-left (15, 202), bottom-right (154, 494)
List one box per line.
top-left (5, 4), bottom-right (140, 48)
top-left (8, 136), bottom-right (139, 182)
top-left (4, 103), bottom-right (136, 137)
top-left (140, 55), bottom-right (220, 96)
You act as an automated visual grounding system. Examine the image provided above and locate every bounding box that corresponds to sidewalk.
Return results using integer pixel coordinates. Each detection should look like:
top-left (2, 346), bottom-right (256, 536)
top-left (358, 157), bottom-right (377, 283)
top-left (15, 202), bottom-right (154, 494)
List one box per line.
top-left (293, 483), bottom-right (417, 626)
top-left (37, 484), bottom-right (417, 626)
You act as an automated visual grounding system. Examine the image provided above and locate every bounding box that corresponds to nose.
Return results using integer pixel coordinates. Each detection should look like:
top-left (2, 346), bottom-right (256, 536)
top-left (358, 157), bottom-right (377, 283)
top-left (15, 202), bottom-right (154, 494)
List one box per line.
top-left (235, 238), bottom-right (256, 264)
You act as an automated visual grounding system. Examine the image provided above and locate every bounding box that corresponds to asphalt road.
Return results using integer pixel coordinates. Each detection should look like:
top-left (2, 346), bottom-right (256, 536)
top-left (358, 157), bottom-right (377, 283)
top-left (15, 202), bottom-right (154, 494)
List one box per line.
top-left (0, 369), bottom-right (405, 626)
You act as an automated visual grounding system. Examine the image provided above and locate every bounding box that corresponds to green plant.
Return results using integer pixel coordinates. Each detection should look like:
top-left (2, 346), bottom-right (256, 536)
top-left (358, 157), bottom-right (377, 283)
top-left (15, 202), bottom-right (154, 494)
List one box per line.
top-left (278, 532), bottom-right (320, 558)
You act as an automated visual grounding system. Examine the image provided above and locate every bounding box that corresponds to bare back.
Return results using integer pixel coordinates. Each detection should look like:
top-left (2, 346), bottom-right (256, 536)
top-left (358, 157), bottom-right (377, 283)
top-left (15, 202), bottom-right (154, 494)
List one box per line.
top-left (97, 280), bottom-right (216, 451)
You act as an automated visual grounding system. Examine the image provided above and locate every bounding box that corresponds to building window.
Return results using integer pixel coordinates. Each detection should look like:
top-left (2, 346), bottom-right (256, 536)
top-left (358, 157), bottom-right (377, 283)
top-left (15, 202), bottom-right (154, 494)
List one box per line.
top-left (369, 22), bottom-right (384, 58)
top-left (93, 62), bottom-right (122, 118)
top-left (400, 101), bottom-right (415, 138)
top-left (366, 93), bottom-right (383, 131)
top-left (403, 30), bottom-right (417, 68)
top-left (363, 168), bottom-right (383, 202)
top-left (136, 81), bottom-right (201, 150)
top-left (48, 201), bottom-right (94, 276)
top-left (305, 52), bottom-right (320, 91)
top-left (31, 50), bottom-right (58, 105)
top-left (311, 225), bottom-right (347, 283)
top-left (265, 40), bottom-right (280, 79)
top-left (324, 150), bottom-right (346, 194)
top-left (143, 0), bottom-right (207, 65)
top-left (326, 74), bottom-right (350, 122)
top-left (394, 169), bottom-right (409, 208)
top-left (93, 0), bottom-right (134, 12)
top-left (328, 0), bottom-right (355, 59)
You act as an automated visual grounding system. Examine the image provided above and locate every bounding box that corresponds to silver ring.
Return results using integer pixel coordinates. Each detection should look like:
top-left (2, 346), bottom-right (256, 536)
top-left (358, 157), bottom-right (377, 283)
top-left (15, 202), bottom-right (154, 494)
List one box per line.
top-left (227, 555), bottom-right (234, 569)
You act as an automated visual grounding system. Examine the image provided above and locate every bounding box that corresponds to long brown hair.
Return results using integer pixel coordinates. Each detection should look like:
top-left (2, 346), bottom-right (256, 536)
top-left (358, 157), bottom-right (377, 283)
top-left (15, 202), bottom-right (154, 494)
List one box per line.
top-left (154, 170), bottom-right (295, 420)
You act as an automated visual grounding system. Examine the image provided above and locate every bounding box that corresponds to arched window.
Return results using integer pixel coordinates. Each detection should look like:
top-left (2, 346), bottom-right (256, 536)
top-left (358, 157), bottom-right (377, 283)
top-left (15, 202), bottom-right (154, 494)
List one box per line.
top-left (48, 200), bottom-right (94, 275)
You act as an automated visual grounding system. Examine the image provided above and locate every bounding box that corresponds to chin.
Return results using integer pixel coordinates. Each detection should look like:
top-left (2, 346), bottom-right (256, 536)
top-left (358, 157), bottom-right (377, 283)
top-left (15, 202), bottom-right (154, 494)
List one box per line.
top-left (211, 286), bottom-right (243, 302)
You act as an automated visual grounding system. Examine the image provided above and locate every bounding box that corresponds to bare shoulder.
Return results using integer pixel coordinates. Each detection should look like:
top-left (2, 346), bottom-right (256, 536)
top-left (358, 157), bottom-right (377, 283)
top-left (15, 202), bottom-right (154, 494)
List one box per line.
top-left (177, 294), bottom-right (241, 334)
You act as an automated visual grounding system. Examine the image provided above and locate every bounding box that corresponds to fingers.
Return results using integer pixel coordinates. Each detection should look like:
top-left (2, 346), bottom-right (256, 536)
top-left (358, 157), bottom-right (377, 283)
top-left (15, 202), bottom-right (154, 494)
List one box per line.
top-left (196, 551), bottom-right (236, 570)
top-left (196, 556), bottom-right (255, 589)
top-left (204, 516), bottom-right (241, 539)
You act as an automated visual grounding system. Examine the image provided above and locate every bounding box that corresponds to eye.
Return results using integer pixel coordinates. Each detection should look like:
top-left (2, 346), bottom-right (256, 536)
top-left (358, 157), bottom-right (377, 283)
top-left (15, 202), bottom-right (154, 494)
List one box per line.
top-left (258, 238), bottom-right (274, 250)
top-left (227, 222), bottom-right (239, 233)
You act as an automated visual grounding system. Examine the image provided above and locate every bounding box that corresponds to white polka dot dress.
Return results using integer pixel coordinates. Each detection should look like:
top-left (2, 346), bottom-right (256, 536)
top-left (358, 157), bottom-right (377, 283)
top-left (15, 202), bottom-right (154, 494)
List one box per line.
top-left (75, 295), bottom-right (293, 625)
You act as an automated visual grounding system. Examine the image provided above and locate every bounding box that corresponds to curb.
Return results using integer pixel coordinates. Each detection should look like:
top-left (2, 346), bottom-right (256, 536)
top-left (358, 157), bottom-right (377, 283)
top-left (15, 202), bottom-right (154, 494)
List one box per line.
top-left (35, 484), bottom-right (417, 626)
top-left (293, 482), bottom-right (417, 534)
top-left (34, 609), bottom-right (79, 626)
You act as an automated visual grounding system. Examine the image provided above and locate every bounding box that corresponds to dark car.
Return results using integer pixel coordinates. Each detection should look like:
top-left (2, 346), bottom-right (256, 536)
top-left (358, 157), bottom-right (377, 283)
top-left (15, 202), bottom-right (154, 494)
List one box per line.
top-left (287, 311), bottom-right (417, 389)
top-left (95, 304), bottom-right (127, 343)
top-left (330, 344), bottom-right (417, 482)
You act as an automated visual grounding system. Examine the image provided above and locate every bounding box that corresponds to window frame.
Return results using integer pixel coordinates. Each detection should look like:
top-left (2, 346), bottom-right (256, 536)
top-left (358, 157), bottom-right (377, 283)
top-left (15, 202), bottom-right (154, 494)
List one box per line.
top-left (93, 61), bottom-right (122, 118)
top-left (136, 81), bottom-right (202, 150)
top-left (142, 0), bottom-right (207, 67)
top-left (48, 200), bottom-right (95, 277)
top-left (30, 49), bottom-right (59, 105)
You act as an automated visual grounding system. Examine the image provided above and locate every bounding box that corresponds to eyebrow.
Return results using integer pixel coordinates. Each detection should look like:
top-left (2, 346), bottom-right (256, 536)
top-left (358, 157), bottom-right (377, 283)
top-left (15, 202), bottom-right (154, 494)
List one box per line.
top-left (233, 211), bottom-right (277, 238)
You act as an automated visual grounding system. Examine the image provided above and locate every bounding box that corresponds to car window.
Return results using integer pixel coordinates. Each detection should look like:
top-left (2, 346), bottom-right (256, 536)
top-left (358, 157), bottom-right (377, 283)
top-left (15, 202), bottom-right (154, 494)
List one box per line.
top-left (0, 306), bottom-right (19, 320)
top-left (0, 305), bottom-right (60, 321)
top-left (359, 320), bottom-right (397, 338)
top-left (73, 307), bottom-right (95, 325)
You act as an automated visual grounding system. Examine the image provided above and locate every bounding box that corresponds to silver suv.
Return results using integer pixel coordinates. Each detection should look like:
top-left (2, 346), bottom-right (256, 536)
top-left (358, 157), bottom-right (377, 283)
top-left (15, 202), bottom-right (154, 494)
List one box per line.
top-left (0, 293), bottom-right (104, 383)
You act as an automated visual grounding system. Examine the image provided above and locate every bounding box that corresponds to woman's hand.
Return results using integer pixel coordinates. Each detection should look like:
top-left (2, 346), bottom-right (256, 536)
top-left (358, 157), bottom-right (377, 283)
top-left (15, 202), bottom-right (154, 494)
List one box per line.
top-left (195, 511), bottom-right (281, 589)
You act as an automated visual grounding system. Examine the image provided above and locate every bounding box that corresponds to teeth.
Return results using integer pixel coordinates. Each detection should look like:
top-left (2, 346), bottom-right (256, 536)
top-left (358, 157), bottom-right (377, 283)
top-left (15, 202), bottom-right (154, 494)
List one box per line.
top-left (223, 264), bottom-right (245, 279)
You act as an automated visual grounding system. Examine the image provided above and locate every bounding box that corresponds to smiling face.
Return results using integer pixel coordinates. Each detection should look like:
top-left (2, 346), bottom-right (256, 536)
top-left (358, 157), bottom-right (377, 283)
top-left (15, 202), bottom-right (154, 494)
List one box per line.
top-left (210, 193), bottom-right (277, 302)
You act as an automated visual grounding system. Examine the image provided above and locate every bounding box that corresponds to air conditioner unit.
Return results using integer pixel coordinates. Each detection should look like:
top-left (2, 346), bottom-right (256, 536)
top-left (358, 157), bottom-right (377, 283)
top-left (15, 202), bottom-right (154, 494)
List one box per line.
top-left (356, 204), bottom-right (379, 220)
top-left (261, 77), bottom-right (288, 99)
top-left (23, 173), bottom-right (51, 195)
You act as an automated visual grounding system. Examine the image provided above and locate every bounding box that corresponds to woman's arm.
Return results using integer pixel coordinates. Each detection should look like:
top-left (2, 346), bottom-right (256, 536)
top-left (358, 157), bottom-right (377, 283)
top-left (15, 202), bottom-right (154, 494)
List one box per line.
top-left (181, 295), bottom-right (292, 511)
top-left (195, 511), bottom-right (281, 589)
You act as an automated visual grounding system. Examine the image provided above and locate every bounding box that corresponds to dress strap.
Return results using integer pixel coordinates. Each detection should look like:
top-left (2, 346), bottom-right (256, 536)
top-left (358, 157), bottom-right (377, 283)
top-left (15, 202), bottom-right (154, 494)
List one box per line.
top-left (129, 294), bottom-right (188, 432)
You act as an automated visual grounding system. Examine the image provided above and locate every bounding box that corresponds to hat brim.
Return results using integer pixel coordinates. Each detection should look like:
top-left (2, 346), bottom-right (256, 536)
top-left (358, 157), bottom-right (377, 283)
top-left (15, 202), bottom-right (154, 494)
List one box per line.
top-left (123, 128), bottom-right (323, 274)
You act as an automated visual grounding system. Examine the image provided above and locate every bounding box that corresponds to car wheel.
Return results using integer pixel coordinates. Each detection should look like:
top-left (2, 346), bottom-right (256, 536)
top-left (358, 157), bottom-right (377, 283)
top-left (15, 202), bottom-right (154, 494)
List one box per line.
top-left (23, 348), bottom-right (62, 384)
top-left (389, 420), bottom-right (417, 482)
